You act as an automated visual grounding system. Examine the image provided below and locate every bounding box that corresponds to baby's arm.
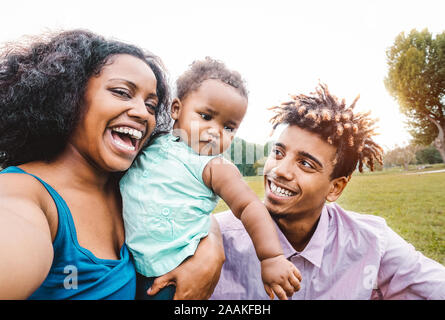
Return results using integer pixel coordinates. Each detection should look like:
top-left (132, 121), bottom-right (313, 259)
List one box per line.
top-left (203, 158), bottom-right (301, 299)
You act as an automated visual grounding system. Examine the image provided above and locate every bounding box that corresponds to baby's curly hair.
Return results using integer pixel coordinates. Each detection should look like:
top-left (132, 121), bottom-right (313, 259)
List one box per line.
top-left (0, 29), bottom-right (170, 167)
top-left (175, 56), bottom-right (248, 101)
top-left (269, 83), bottom-right (383, 179)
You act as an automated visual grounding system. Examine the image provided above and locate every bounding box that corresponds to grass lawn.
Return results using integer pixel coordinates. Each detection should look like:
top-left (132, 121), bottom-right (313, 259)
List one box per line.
top-left (213, 166), bottom-right (445, 265)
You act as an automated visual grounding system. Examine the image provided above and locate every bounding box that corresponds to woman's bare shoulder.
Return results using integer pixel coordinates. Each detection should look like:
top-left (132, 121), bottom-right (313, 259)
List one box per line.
top-left (0, 172), bottom-right (54, 299)
top-left (0, 171), bottom-right (50, 205)
top-left (0, 170), bottom-right (54, 237)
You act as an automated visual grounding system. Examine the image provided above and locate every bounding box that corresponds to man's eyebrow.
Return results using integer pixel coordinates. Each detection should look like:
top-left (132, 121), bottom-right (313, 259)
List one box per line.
top-left (275, 142), bottom-right (286, 150)
top-left (298, 151), bottom-right (323, 168)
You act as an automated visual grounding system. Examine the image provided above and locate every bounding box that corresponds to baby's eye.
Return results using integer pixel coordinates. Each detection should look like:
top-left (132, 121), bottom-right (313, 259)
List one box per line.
top-left (224, 126), bottom-right (236, 133)
top-left (200, 113), bottom-right (212, 121)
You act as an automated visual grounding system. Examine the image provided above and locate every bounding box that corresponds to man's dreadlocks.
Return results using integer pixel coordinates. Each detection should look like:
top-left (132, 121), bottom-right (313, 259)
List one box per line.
top-left (269, 83), bottom-right (383, 179)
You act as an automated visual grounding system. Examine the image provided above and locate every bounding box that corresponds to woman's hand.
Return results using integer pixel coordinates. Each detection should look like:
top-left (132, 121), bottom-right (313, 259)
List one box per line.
top-left (148, 216), bottom-right (225, 299)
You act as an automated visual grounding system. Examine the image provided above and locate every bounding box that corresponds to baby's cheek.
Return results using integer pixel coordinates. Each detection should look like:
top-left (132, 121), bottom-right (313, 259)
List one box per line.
top-left (221, 137), bottom-right (233, 153)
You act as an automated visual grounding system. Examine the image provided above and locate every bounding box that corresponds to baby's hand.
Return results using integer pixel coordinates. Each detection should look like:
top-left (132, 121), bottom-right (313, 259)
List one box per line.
top-left (261, 255), bottom-right (302, 300)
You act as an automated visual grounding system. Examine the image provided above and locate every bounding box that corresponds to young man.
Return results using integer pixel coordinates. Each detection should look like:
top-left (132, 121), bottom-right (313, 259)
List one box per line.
top-left (210, 84), bottom-right (445, 300)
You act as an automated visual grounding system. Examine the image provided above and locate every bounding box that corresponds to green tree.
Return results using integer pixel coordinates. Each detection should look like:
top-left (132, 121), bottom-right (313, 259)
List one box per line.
top-left (385, 29), bottom-right (445, 162)
top-left (416, 145), bottom-right (444, 164)
top-left (383, 144), bottom-right (420, 170)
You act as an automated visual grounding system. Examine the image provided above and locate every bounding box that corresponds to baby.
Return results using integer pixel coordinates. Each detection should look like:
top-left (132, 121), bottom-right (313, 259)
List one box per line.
top-left (120, 57), bottom-right (301, 300)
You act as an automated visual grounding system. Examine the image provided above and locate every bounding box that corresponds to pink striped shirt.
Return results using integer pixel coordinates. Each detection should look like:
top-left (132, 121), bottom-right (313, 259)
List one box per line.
top-left (210, 203), bottom-right (445, 300)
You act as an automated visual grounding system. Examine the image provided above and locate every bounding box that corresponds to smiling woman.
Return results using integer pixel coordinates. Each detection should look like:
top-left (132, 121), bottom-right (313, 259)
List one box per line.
top-left (0, 29), bottom-right (225, 300)
top-left (0, 31), bottom-right (171, 168)
top-left (70, 54), bottom-right (160, 172)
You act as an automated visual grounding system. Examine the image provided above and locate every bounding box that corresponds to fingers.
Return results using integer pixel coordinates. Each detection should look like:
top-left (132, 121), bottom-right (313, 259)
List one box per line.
top-left (289, 272), bottom-right (301, 292)
top-left (269, 269), bottom-right (302, 298)
top-left (261, 257), bottom-right (302, 299)
top-left (148, 275), bottom-right (175, 296)
top-left (272, 284), bottom-right (288, 300)
top-left (265, 280), bottom-right (297, 299)
top-left (279, 275), bottom-right (300, 297)
top-left (172, 283), bottom-right (186, 300)
top-left (293, 267), bottom-right (302, 282)
top-left (264, 284), bottom-right (274, 300)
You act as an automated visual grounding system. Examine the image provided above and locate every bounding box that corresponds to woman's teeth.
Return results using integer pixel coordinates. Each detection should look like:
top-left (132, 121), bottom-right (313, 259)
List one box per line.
top-left (111, 126), bottom-right (143, 151)
top-left (112, 126), bottom-right (143, 139)
top-left (114, 139), bottom-right (135, 151)
top-left (270, 181), bottom-right (296, 197)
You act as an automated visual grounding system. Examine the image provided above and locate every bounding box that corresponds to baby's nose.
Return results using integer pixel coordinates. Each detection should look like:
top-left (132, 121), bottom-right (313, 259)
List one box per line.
top-left (207, 127), bottom-right (220, 138)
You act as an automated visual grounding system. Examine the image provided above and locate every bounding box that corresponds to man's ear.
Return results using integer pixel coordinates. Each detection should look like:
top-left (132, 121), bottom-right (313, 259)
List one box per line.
top-left (326, 176), bottom-right (349, 202)
top-left (171, 98), bottom-right (181, 120)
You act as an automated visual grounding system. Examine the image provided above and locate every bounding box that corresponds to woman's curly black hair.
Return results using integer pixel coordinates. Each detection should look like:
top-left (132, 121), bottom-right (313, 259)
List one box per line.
top-left (269, 83), bottom-right (383, 179)
top-left (0, 29), bottom-right (171, 167)
top-left (176, 56), bottom-right (248, 101)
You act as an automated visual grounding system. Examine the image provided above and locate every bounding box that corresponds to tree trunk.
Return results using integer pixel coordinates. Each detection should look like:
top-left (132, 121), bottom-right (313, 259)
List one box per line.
top-left (434, 138), bottom-right (445, 163)
top-left (403, 162), bottom-right (409, 171)
top-left (427, 116), bottom-right (445, 163)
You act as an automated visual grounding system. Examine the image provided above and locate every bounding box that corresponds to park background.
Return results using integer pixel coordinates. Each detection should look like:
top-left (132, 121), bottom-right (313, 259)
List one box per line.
top-left (1, 0), bottom-right (444, 264)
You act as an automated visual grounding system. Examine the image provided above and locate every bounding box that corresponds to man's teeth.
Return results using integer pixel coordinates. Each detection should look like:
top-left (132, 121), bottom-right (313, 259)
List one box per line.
top-left (270, 181), bottom-right (296, 197)
top-left (112, 126), bottom-right (143, 139)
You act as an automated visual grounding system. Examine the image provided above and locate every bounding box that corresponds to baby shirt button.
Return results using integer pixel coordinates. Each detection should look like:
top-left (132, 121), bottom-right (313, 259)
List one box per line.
top-left (162, 208), bottom-right (170, 216)
top-left (142, 170), bottom-right (149, 178)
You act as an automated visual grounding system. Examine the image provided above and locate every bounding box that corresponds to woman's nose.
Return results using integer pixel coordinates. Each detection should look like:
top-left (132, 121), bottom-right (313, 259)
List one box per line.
top-left (127, 98), bottom-right (151, 120)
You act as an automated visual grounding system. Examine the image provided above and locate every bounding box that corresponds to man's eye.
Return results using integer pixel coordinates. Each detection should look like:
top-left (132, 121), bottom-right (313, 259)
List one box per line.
top-left (200, 113), bottom-right (212, 121)
top-left (272, 148), bottom-right (283, 158)
top-left (301, 160), bottom-right (314, 169)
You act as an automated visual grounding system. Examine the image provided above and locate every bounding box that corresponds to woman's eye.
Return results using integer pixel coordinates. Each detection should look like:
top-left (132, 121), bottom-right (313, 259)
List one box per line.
top-left (200, 113), bottom-right (212, 121)
top-left (145, 103), bottom-right (156, 113)
top-left (145, 102), bottom-right (156, 110)
top-left (110, 88), bottom-right (131, 98)
top-left (224, 126), bottom-right (235, 133)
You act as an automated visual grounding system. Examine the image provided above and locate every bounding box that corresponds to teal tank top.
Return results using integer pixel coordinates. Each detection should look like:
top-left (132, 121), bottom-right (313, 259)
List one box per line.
top-left (0, 166), bottom-right (136, 300)
top-left (120, 133), bottom-right (219, 277)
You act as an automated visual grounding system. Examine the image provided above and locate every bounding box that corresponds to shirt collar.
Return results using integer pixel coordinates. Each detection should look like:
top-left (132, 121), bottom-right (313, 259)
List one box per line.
top-left (274, 205), bottom-right (330, 269)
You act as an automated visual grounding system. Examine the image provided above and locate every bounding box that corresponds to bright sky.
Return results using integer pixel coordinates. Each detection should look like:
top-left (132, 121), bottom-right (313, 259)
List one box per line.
top-left (2, 0), bottom-right (444, 150)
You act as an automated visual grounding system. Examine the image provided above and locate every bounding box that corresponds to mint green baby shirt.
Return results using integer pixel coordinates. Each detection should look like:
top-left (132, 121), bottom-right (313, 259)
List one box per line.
top-left (120, 133), bottom-right (219, 277)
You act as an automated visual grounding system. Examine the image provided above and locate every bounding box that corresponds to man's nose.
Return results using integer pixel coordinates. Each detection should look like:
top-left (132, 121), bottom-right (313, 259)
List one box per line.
top-left (273, 158), bottom-right (295, 181)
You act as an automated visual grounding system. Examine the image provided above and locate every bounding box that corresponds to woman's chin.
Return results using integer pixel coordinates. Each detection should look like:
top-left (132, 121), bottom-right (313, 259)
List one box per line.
top-left (110, 159), bottom-right (134, 173)
top-left (98, 153), bottom-right (134, 173)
